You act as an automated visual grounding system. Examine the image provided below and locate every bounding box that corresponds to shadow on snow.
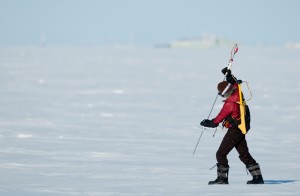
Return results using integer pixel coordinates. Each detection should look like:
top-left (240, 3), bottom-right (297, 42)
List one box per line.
top-left (264, 180), bottom-right (297, 184)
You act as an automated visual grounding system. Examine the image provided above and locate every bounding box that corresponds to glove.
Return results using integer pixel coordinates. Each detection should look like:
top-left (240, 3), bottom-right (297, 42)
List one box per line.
top-left (221, 67), bottom-right (236, 85)
top-left (200, 119), bottom-right (218, 128)
top-left (221, 67), bottom-right (231, 75)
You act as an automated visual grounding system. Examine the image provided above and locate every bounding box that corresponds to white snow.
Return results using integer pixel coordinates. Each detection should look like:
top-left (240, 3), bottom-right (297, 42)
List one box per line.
top-left (0, 46), bottom-right (299, 195)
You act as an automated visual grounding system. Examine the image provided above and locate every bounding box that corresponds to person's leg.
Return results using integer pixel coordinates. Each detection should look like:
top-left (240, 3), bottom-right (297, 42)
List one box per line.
top-left (216, 127), bottom-right (244, 166)
top-left (234, 135), bottom-right (256, 165)
top-left (210, 127), bottom-right (243, 185)
top-left (234, 134), bottom-right (264, 184)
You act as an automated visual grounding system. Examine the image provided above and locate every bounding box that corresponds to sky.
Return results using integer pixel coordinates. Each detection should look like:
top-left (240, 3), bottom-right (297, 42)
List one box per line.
top-left (0, 0), bottom-right (299, 46)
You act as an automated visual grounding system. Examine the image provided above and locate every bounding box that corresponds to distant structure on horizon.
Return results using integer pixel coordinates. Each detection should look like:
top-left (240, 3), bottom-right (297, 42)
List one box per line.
top-left (155, 35), bottom-right (236, 48)
top-left (285, 42), bottom-right (300, 49)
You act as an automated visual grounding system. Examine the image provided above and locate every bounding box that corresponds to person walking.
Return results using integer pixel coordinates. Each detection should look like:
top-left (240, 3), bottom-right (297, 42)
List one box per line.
top-left (200, 67), bottom-right (264, 185)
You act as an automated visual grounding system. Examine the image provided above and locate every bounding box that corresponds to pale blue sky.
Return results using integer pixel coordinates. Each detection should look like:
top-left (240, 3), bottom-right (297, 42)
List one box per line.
top-left (0, 0), bottom-right (299, 46)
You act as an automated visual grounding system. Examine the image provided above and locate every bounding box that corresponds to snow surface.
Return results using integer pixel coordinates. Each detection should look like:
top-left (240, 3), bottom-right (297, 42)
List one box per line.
top-left (0, 46), bottom-right (299, 195)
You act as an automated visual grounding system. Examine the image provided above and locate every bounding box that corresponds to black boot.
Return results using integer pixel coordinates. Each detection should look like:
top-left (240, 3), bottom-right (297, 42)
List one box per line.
top-left (208, 163), bottom-right (229, 185)
top-left (246, 163), bottom-right (264, 184)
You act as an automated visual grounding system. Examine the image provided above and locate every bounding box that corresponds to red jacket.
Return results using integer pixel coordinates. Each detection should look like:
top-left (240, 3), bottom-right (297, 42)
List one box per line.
top-left (213, 83), bottom-right (240, 127)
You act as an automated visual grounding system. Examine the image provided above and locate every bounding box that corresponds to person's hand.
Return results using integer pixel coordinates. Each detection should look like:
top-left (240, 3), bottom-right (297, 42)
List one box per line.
top-left (221, 67), bottom-right (236, 84)
top-left (221, 67), bottom-right (231, 76)
top-left (200, 119), bottom-right (218, 128)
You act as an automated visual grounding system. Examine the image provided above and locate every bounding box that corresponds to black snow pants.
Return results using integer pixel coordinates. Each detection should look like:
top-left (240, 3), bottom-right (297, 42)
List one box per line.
top-left (216, 127), bottom-right (257, 166)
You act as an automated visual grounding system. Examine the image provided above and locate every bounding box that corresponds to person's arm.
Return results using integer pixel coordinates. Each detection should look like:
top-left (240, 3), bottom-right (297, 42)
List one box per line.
top-left (221, 67), bottom-right (237, 85)
top-left (213, 102), bottom-right (233, 124)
